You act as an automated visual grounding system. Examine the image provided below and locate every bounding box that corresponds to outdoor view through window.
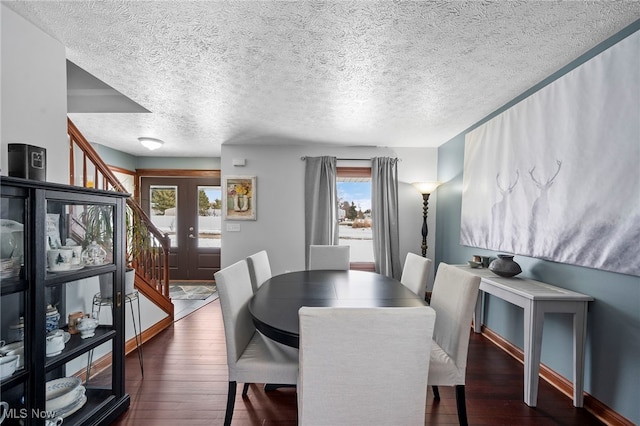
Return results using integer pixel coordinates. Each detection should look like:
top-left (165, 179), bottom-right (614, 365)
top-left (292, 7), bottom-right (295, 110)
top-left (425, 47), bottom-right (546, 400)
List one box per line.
top-left (149, 185), bottom-right (222, 248)
top-left (149, 181), bottom-right (370, 258)
top-left (337, 178), bottom-right (373, 262)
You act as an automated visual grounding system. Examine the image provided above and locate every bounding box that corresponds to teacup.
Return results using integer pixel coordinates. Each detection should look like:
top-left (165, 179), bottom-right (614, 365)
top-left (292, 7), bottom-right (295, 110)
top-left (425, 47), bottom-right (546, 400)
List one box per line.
top-left (46, 330), bottom-right (66, 357)
top-left (61, 245), bottom-right (83, 265)
top-left (45, 416), bottom-right (64, 426)
top-left (0, 401), bottom-right (9, 424)
top-left (47, 248), bottom-right (72, 271)
top-left (0, 355), bottom-right (18, 379)
top-left (0, 342), bottom-right (25, 369)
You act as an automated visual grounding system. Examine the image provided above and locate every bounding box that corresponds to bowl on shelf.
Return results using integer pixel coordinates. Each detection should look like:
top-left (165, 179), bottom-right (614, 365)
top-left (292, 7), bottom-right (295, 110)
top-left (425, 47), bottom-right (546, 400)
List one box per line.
top-left (76, 316), bottom-right (99, 339)
top-left (0, 342), bottom-right (24, 369)
top-left (45, 377), bottom-right (82, 412)
top-left (0, 341), bottom-right (24, 354)
top-left (467, 260), bottom-right (482, 268)
top-left (0, 355), bottom-right (18, 379)
top-left (45, 329), bottom-right (66, 357)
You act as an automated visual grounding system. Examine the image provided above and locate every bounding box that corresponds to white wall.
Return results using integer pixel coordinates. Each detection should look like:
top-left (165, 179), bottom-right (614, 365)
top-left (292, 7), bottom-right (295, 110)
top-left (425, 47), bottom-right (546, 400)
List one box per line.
top-left (1, 6), bottom-right (169, 356)
top-left (220, 144), bottom-right (438, 286)
top-left (1, 4), bottom-right (68, 183)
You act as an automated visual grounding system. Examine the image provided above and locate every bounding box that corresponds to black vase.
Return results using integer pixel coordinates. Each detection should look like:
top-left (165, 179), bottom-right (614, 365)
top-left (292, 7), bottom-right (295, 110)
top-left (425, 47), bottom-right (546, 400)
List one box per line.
top-left (488, 254), bottom-right (522, 277)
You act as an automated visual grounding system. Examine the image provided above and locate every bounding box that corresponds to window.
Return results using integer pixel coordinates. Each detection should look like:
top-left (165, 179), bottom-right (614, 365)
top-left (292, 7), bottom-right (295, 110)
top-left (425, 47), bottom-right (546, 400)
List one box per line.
top-left (149, 185), bottom-right (178, 247)
top-left (337, 167), bottom-right (374, 270)
top-left (198, 185), bottom-right (222, 248)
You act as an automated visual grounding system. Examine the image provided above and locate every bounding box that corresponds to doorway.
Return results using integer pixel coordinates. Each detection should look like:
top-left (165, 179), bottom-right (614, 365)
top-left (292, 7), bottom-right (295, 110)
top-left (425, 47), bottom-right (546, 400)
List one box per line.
top-left (140, 176), bottom-right (221, 280)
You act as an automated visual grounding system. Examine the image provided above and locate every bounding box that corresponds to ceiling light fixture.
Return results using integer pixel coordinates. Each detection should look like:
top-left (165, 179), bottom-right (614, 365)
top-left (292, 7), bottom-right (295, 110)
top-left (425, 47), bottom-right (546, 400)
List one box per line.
top-left (138, 137), bottom-right (164, 151)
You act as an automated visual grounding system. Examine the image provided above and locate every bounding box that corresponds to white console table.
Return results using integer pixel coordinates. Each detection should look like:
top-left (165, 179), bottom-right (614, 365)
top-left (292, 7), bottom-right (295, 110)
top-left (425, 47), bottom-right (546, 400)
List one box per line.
top-left (460, 265), bottom-right (594, 407)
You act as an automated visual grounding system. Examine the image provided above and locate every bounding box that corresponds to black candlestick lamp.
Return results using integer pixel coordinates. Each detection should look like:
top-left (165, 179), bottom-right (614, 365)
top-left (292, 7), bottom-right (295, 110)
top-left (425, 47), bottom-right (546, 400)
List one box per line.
top-left (412, 181), bottom-right (442, 257)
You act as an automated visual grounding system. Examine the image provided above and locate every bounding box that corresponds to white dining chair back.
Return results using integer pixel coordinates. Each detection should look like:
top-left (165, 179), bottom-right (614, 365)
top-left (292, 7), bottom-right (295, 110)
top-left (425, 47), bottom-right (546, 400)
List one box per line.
top-left (298, 306), bottom-right (436, 426)
top-left (308, 245), bottom-right (350, 270)
top-left (214, 259), bottom-right (298, 426)
top-left (247, 250), bottom-right (272, 292)
top-left (427, 262), bottom-right (481, 426)
top-left (400, 253), bottom-right (433, 300)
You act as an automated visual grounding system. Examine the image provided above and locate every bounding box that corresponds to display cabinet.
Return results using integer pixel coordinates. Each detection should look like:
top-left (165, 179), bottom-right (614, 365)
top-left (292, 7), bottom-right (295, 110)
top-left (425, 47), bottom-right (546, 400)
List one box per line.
top-left (0, 176), bottom-right (129, 425)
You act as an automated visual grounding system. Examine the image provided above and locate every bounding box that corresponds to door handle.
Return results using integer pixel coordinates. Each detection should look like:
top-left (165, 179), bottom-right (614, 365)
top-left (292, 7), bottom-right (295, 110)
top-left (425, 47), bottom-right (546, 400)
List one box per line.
top-left (188, 234), bottom-right (196, 239)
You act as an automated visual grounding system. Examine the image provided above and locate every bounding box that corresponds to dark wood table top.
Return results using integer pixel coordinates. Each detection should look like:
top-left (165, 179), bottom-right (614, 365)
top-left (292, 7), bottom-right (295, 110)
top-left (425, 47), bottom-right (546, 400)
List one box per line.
top-left (248, 269), bottom-right (427, 348)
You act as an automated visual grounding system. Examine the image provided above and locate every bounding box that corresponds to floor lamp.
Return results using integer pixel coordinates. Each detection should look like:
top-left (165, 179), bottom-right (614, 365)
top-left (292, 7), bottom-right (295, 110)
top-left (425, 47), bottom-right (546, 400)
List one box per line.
top-left (412, 181), bottom-right (441, 257)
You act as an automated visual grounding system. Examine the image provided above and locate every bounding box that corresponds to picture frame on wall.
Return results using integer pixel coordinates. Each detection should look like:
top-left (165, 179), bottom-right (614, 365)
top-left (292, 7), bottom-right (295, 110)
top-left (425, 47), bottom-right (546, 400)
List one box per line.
top-left (223, 176), bottom-right (256, 220)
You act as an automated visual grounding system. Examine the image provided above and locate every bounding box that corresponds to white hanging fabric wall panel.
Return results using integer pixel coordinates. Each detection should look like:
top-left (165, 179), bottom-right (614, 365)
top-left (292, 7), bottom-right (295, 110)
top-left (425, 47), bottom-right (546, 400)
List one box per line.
top-left (460, 31), bottom-right (639, 277)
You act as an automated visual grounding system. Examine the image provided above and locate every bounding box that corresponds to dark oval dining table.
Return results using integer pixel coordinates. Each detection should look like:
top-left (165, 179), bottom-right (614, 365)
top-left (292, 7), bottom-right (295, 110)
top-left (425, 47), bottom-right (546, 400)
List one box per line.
top-left (248, 269), bottom-right (427, 348)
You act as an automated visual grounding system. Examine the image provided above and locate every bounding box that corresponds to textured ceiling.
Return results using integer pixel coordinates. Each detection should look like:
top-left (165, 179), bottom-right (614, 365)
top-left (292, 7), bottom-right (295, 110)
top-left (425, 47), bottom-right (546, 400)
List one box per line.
top-left (5, 1), bottom-right (640, 157)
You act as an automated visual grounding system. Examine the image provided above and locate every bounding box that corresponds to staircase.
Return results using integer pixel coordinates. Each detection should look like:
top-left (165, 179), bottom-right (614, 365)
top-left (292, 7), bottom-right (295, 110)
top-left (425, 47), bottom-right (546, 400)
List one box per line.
top-left (67, 118), bottom-right (174, 325)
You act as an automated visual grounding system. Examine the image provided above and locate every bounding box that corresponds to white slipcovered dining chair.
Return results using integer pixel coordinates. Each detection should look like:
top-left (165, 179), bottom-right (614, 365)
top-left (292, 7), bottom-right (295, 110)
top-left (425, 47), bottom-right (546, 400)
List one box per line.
top-left (298, 306), bottom-right (436, 426)
top-left (308, 245), bottom-right (350, 270)
top-left (400, 252), bottom-right (433, 300)
top-left (427, 263), bottom-right (481, 426)
top-left (214, 259), bottom-right (299, 426)
top-left (247, 250), bottom-right (272, 292)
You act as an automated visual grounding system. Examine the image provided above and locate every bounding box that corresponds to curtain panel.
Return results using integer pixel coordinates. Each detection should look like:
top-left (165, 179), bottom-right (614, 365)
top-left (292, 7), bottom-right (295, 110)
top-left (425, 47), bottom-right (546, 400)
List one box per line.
top-left (371, 157), bottom-right (401, 279)
top-left (304, 156), bottom-right (338, 268)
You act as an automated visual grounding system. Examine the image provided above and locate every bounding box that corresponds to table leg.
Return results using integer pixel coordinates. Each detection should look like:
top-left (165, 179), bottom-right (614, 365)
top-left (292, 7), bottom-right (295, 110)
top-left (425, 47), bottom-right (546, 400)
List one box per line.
top-left (473, 291), bottom-right (484, 333)
top-left (523, 303), bottom-right (544, 407)
top-left (572, 303), bottom-right (588, 407)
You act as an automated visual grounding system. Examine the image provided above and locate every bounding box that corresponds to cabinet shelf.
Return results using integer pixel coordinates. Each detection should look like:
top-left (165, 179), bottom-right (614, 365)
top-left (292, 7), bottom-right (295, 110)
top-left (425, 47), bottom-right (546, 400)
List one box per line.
top-left (45, 327), bottom-right (116, 371)
top-left (44, 264), bottom-right (116, 286)
top-left (0, 277), bottom-right (27, 295)
top-left (0, 368), bottom-right (28, 390)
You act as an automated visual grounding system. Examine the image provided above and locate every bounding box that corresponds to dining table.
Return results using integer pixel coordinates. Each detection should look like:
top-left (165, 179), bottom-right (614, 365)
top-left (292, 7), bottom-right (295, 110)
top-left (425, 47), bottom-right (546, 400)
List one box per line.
top-left (248, 269), bottom-right (427, 348)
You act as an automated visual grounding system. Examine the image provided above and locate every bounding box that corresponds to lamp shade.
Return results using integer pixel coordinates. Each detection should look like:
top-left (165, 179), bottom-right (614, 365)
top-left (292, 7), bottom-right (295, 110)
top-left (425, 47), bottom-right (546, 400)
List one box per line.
top-left (138, 137), bottom-right (164, 150)
top-left (412, 181), bottom-right (441, 195)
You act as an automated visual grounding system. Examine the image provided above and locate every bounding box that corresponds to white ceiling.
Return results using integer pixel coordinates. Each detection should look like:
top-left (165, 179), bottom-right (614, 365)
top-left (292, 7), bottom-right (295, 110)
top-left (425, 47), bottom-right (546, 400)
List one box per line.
top-left (6, 1), bottom-right (640, 157)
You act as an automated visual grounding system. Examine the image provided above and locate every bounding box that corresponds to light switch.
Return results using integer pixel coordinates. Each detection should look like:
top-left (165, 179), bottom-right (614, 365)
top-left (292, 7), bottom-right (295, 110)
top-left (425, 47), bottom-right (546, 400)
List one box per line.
top-left (226, 223), bottom-right (241, 232)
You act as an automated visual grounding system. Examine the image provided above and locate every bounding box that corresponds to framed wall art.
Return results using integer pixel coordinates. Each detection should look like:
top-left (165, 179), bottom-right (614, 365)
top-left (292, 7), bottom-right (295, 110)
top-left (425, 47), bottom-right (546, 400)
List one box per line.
top-left (223, 176), bottom-right (256, 220)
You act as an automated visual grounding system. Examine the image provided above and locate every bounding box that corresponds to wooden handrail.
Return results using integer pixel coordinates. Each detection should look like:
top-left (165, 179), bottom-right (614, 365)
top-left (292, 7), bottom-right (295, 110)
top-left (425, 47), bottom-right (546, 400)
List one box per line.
top-left (68, 118), bottom-right (173, 315)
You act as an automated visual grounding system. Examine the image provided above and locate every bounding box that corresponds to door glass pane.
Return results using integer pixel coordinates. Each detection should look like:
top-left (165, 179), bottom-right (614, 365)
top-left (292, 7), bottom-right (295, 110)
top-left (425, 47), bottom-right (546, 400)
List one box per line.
top-left (149, 185), bottom-right (178, 248)
top-left (197, 186), bottom-right (221, 248)
top-left (337, 179), bottom-right (373, 262)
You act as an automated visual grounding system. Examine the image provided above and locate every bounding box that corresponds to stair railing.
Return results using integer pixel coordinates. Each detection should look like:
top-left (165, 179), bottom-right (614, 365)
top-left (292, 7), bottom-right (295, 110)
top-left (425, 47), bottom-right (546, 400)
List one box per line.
top-left (67, 118), bottom-right (173, 316)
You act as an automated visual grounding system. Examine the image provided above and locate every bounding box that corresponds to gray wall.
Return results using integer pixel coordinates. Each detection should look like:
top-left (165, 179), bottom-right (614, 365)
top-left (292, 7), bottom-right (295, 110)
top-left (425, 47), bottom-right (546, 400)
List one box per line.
top-left (220, 144), bottom-right (439, 281)
top-left (435, 24), bottom-right (640, 424)
top-left (93, 143), bottom-right (220, 172)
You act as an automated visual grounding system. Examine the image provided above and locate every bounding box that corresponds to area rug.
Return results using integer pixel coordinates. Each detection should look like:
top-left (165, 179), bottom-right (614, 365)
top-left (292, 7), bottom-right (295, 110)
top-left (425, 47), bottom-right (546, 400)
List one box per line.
top-left (169, 284), bottom-right (217, 300)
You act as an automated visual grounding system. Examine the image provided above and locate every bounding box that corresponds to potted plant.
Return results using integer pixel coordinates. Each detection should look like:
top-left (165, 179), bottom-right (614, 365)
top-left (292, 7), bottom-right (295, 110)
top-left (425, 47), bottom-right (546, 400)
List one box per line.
top-left (72, 203), bottom-right (138, 297)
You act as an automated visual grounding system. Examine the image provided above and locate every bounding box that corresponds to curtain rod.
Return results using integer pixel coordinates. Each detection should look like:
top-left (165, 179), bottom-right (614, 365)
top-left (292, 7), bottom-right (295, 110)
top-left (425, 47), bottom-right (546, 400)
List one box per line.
top-left (300, 156), bottom-right (400, 161)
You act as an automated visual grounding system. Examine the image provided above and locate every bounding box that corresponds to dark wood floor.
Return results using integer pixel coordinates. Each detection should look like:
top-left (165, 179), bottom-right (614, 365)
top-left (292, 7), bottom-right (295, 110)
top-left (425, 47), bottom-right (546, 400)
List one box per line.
top-left (109, 299), bottom-right (603, 425)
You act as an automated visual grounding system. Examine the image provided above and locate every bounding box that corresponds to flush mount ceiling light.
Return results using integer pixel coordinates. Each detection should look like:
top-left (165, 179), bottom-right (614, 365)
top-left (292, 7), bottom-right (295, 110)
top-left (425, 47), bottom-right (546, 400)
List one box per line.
top-left (138, 137), bottom-right (164, 150)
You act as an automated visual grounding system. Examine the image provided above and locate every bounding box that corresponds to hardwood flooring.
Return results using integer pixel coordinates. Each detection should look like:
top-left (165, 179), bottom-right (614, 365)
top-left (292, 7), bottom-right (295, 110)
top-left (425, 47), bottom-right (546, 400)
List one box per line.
top-left (109, 300), bottom-right (603, 425)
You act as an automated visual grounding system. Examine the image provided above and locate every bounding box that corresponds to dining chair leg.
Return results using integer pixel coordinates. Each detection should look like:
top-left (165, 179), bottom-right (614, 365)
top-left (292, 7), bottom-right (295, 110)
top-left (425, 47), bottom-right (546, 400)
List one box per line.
top-left (432, 385), bottom-right (440, 400)
top-left (224, 381), bottom-right (237, 426)
top-left (455, 385), bottom-right (468, 426)
top-left (242, 383), bottom-right (250, 397)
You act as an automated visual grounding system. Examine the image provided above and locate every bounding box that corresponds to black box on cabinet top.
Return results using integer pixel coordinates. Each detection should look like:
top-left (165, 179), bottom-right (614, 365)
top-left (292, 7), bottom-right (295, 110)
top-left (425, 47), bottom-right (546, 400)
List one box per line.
top-left (8, 143), bottom-right (47, 181)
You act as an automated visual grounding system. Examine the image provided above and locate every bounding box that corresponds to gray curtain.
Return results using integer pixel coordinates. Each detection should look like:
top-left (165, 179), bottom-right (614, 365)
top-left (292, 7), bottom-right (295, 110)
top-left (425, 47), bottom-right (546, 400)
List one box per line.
top-left (304, 156), bottom-right (338, 268)
top-left (372, 157), bottom-right (401, 279)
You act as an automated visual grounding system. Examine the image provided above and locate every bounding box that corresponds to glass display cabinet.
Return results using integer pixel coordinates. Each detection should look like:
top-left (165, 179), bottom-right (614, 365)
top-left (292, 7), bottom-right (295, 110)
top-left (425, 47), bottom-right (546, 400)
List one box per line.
top-left (0, 176), bottom-right (129, 425)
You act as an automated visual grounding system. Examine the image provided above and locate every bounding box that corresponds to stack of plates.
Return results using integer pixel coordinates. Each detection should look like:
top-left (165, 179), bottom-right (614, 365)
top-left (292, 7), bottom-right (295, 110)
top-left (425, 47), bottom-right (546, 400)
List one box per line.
top-left (45, 377), bottom-right (88, 418)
